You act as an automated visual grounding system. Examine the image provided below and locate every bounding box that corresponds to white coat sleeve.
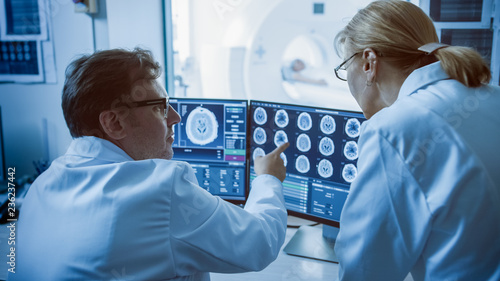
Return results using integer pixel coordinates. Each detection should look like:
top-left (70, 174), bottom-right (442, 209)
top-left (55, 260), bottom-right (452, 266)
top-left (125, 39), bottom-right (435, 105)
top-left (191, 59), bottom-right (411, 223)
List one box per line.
top-left (334, 127), bottom-right (432, 281)
top-left (169, 162), bottom-right (287, 276)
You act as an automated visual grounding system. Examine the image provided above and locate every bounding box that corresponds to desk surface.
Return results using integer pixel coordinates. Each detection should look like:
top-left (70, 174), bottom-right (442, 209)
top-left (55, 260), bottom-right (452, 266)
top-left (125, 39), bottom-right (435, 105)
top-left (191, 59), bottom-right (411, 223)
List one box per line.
top-left (211, 219), bottom-right (339, 281)
top-left (0, 216), bottom-right (414, 281)
top-left (211, 216), bottom-right (414, 281)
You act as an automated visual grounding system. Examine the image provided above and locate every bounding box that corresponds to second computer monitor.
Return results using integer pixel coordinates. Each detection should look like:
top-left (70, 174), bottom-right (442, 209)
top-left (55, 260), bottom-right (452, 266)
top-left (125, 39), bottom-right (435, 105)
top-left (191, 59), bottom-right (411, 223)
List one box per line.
top-left (249, 100), bottom-right (366, 227)
top-left (170, 98), bottom-right (248, 203)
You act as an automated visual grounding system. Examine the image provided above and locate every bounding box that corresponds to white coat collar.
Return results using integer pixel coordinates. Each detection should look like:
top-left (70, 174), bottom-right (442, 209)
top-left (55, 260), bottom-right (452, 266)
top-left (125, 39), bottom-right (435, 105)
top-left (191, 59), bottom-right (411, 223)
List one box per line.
top-left (397, 61), bottom-right (450, 100)
top-left (66, 136), bottom-right (134, 163)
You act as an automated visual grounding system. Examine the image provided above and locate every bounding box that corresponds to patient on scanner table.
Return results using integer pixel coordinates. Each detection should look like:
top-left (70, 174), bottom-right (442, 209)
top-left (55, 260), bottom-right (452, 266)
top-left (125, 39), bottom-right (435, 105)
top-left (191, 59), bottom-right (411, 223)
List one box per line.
top-left (281, 59), bottom-right (328, 86)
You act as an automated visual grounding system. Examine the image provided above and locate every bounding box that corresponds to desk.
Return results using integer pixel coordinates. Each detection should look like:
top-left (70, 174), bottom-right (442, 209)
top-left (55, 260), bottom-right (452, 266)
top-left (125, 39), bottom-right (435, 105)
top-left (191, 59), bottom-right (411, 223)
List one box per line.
top-left (211, 219), bottom-right (339, 281)
top-left (212, 216), bottom-right (414, 281)
top-left (0, 216), bottom-right (413, 281)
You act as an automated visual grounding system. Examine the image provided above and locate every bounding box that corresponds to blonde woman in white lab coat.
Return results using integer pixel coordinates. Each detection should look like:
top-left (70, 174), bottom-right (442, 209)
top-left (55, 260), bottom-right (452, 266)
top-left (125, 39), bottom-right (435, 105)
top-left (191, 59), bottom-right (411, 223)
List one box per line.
top-left (333, 1), bottom-right (500, 280)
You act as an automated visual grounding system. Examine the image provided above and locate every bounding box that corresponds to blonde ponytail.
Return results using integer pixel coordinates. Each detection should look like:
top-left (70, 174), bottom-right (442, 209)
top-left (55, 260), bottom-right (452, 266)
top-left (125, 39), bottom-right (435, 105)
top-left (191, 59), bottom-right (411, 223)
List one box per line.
top-left (434, 46), bottom-right (491, 87)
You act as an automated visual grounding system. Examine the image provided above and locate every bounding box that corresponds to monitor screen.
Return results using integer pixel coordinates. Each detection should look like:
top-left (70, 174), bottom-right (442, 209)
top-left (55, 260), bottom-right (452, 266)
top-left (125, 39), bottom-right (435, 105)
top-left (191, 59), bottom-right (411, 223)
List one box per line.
top-left (170, 98), bottom-right (248, 203)
top-left (249, 100), bottom-right (366, 227)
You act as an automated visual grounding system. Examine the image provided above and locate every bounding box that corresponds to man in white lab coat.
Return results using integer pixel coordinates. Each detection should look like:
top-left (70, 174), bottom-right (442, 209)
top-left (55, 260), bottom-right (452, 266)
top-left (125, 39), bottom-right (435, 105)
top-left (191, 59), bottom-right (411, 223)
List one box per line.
top-left (10, 48), bottom-right (289, 281)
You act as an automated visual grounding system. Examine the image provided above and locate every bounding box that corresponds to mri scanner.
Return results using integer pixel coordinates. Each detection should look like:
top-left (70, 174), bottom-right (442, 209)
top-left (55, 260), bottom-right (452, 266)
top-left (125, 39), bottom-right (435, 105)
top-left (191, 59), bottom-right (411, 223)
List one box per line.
top-left (198, 0), bottom-right (372, 112)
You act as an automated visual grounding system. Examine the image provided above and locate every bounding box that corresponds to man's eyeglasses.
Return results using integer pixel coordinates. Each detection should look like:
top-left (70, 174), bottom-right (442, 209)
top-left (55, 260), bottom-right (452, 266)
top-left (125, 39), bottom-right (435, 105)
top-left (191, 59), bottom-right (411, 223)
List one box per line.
top-left (334, 52), bottom-right (360, 81)
top-left (125, 97), bottom-right (169, 118)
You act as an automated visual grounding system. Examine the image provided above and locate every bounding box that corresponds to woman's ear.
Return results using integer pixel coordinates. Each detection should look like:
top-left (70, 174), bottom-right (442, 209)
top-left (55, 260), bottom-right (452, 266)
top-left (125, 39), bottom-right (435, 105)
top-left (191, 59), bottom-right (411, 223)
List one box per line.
top-left (99, 110), bottom-right (127, 140)
top-left (362, 48), bottom-right (379, 85)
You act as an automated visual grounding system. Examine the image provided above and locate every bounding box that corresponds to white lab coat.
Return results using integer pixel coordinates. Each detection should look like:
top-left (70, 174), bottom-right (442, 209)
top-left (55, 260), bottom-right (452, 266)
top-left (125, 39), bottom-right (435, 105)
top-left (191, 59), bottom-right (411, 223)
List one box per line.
top-left (335, 62), bottom-right (500, 281)
top-left (9, 137), bottom-right (287, 281)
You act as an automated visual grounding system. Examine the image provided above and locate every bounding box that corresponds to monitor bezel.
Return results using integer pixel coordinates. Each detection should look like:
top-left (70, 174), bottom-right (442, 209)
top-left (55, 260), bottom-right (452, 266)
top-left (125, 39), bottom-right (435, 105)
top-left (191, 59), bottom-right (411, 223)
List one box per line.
top-left (248, 100), bottom-right (365, 228)
top-left (169, 97), bottom-right (250, 205)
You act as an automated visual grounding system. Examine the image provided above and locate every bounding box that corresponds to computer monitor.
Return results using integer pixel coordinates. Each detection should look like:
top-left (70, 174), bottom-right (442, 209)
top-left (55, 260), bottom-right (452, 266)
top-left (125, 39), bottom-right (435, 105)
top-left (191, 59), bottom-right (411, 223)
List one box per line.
top-left (170, 98), bottom-right (248, 204)
top-left (249, 100), bottom-right (366, 262)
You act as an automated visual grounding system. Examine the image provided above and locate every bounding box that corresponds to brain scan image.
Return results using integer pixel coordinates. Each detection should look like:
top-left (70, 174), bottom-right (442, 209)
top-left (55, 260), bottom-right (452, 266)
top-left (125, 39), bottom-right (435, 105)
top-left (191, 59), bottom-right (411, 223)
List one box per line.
top-left (274, 109), bottom-right (289, 128)
top-left (280, 152), bottom-right (287, 167)
top-left (252, 147), bottom-right (265, 161)
top-left (319, 137), bottom-right (335, 156)
top-left (320, 115), bottom-right (336, 135)
top-left (274, 130), bottom-right (289, 147)
top-left (185, 107), bottom-right (219, 145)
top-left (342, 163), bottom-right (358, 183)
top-left (317, 159), bottom-right (333, 178)
top-left (254, 107), bottom-right (267, 125)
top-left (295, 155), bottom-right (310, 174)
top-left (344, 141), bottom-right (359, 160)
top-left (345, 118), bottom-right (361, 138)
top-left (253, 127), bottom-right (267, 145)
top-left (297, 112), bottom-right (312, 131)
top-left (296, 133), bottom-right (311, 152)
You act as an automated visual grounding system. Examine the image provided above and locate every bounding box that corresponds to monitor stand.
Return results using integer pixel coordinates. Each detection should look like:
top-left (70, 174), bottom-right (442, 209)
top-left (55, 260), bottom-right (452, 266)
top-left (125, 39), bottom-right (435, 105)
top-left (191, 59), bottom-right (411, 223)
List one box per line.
top-left (283, 224), bottom-right (339, 263)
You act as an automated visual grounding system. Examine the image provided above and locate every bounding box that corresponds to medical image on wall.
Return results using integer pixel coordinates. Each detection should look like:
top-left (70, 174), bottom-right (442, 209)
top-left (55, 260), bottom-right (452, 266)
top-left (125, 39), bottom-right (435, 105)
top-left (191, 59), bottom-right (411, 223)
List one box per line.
top-left (250, 101), bottom-right (365, 185)
top-left (176, 103), bottom-right (224, 148)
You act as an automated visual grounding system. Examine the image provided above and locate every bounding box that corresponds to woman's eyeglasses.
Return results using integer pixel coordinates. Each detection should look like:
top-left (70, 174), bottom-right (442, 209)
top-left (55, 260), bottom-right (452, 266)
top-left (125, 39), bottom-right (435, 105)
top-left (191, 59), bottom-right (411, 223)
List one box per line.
top-left (334, 52), bottom-right (360, 81)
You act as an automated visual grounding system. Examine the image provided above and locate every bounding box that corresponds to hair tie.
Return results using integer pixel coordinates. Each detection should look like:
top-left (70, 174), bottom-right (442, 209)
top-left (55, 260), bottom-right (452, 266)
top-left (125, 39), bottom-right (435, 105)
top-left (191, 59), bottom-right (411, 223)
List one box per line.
top-left (418, 43), bottom-right (449, 55)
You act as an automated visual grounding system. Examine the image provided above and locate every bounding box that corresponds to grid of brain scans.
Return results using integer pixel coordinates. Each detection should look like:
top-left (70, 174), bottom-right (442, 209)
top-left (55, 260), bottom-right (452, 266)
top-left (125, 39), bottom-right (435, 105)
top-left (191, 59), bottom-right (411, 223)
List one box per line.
top-left (170, 98), bottom-right (248, 202)
top-left (250, 100), bottom-right (366, 223)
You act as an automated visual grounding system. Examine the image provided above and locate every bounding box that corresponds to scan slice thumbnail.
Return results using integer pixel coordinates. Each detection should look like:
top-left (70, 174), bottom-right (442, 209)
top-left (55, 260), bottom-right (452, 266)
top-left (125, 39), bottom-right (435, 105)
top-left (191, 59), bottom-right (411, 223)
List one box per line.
top-left (317, 159), bottom-right (334, 178)
top-left (254, 107), bottom-right (267, 125)
top-left (342, 164), bottom-right (358, 183)
top-left (186, 107), bottom-right (219, 145)
top-left (274, 130), bottom-right (288, 147)
top-left (274, 109), bottom-right (289, 128)
top-left (253, 127), bottom-right (267, 145)
top-left (344, 141), bottom-right (359, 161)
top-left (280, 152), bottom-right (287, 167)
top-left (252, 147), bottom-right (265, 161)
top-left (320, 115), bottom-right (336, 135)
top-left (297, 112), bottom-right (312, 131)
top-left (319, 137), bottom-right (334, 156)
top-left (345, 118), bottom-right (361, 138)
top-left (296, 133), bottom-right (312, 152)
top-left (295, 155), bottom-right (310, 174)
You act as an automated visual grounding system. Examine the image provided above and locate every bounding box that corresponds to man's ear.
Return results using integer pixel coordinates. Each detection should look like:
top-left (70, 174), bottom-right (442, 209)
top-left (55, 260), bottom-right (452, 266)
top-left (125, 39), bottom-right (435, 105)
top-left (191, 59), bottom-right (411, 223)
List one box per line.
top-left (362, 48), bottom-right (379, 84)
top-left (99, 110), bottom-right (127, 140)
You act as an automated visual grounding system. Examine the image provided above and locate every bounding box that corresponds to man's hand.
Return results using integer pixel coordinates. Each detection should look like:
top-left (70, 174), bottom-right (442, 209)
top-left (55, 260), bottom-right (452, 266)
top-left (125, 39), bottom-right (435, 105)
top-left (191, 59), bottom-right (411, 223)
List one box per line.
top-left (254, 143), bottom-right (290, 182)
